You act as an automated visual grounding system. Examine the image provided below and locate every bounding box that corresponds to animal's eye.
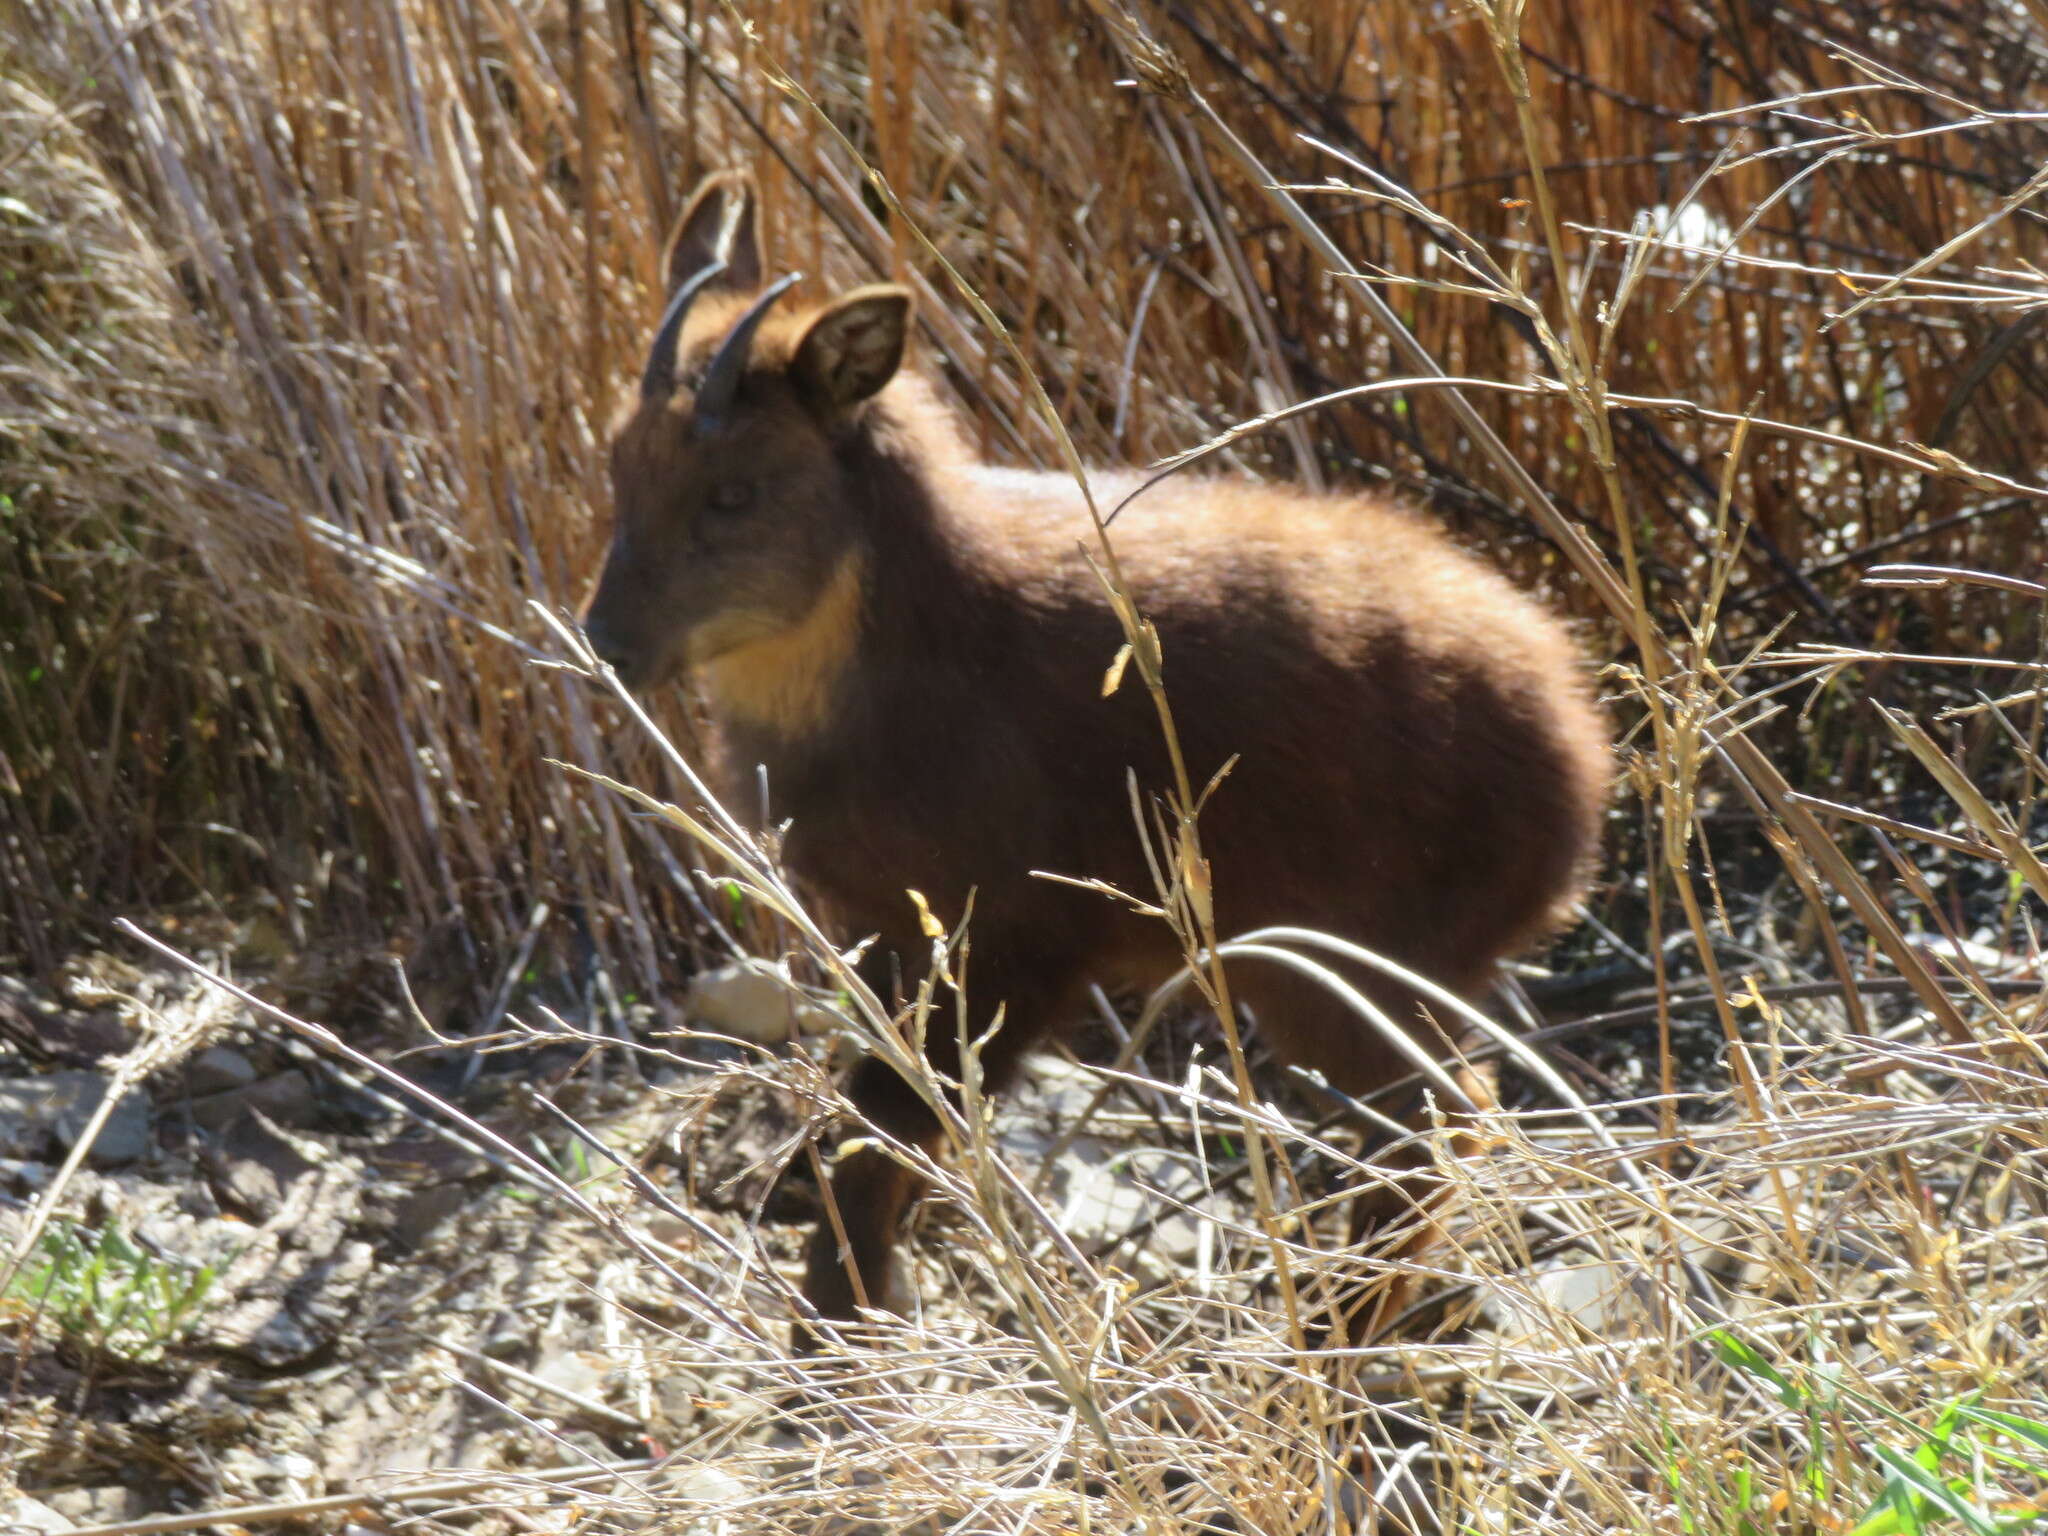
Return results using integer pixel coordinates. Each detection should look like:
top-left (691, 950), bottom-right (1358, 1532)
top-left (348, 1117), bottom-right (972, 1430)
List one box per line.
top-left (709, 480), bottom-right (754, 513)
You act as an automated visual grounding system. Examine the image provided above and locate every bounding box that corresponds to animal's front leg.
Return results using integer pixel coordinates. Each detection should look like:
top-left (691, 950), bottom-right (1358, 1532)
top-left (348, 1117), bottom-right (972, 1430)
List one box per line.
top-left (797, 1054), bottom-right (940, 1344)
top-left (791, 938), bottom-right (1064, 1350)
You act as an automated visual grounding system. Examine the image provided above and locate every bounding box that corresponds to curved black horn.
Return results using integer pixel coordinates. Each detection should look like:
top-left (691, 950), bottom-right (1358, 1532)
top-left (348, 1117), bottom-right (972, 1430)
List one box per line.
top-left (640, 259), bottom-right (728, 401)
top-left (694, 272), bottom-right (802, 433)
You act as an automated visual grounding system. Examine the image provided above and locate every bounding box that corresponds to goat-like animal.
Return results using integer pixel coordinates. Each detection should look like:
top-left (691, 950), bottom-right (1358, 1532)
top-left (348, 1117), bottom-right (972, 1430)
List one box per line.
top-left (583, 170), bottom-right (1610, 1337)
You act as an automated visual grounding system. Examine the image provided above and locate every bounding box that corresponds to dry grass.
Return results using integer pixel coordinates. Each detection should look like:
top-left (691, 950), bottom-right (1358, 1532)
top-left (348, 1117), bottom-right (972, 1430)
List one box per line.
top-left (0, 64), bottom-right (315, 968)
top-left (2, 0), bottom-right (2047, 1531)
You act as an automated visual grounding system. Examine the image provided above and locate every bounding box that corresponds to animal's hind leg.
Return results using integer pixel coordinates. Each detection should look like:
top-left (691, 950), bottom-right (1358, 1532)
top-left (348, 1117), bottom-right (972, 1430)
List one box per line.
top-left (1228, 962), bottom-right (1495, 1342)
top-left (1327, 1061), bottom-right (1496, 1342)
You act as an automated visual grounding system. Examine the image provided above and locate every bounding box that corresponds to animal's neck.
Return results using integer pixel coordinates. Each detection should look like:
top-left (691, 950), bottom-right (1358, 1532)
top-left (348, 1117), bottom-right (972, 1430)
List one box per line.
top-left (696, 551), bottom-right (868, 740)
top-left (845, 411), bottom-right (992, 664)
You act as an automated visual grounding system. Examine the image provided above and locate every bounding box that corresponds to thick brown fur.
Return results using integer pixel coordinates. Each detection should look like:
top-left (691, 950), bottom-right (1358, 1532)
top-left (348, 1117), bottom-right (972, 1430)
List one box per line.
top-left (584, 172), bottom-right (1611, 1341)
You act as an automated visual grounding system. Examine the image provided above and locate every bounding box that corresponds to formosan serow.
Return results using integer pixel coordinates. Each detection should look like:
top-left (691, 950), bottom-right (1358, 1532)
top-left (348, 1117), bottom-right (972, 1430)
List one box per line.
top-left (583, 170), bottom-right (1610, 1341)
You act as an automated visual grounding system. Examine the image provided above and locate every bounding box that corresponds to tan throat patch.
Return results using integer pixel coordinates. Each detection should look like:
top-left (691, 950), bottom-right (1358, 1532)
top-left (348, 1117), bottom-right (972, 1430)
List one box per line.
top-left (696, 554), bottom-right (866, 738)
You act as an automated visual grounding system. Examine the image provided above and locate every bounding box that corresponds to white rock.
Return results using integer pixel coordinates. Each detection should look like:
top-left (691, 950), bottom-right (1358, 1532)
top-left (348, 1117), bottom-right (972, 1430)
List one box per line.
top-left (684, 961), bottom-right (833, 1043)
top-left (1, 1495), bottom-right (74, 1535)
top-left (651, 1463), bottom-right (753, 1536)
top-left (1486, 1256), bottom-right (1661, 1339)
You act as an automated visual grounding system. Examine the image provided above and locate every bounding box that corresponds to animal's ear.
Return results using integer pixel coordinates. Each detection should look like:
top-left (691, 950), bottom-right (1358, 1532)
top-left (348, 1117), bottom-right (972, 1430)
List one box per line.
top-left (790, 286), bottom-right (913, 413)
top-left (661, 170), bottom-right (762, 297)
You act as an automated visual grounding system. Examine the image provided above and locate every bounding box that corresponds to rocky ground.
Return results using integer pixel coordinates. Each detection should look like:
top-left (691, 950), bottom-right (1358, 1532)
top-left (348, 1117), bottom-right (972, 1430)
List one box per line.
top-left (0, 875), bottom-right (2018, 1533)
top-left (0, 928), bottom-right (1237, 1534)
top-left (0, 952), bottom-right (667, 1529)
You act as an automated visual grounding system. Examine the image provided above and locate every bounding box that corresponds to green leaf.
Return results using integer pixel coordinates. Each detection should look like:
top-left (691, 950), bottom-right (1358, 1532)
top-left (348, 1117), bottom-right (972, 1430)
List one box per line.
top-left (1889, 1479), bottom-right (1927, 1536)
top-left (1920, 1395), bottom-right (1977, 1473)
top-left (1955, 1405), bottom-right (2048, 1466)
top-left (1870, 1443), bottom-right (2001, 1536)
top-left (1709, 1329), bottom-right (1803, 1408)
top-left (1847, 1501), bottom-right (1908, 1536)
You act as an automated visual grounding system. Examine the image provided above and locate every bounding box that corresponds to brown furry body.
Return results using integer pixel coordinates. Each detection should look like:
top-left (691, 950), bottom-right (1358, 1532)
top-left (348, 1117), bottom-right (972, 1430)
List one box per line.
top-left (583, 172), bottom-right (1609, 1334)
top-left (717, 409), bottom-right (1606, 1083)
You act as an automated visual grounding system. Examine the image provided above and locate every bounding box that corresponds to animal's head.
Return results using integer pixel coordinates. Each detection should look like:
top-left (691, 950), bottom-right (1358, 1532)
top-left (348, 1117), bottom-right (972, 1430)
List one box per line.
top-left (582, 170), bottom-right (913, 693)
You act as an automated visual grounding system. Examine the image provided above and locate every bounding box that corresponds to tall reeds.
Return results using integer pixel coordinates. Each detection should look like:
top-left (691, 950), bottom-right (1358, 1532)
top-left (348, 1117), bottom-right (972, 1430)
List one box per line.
top-left (4, 0), bottom-right (2041, 993)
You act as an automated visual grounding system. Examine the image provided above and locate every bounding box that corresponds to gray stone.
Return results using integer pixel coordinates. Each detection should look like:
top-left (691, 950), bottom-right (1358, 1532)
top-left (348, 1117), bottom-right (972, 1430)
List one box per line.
top-left (532, 1341), bottom-right (608, 1399)
top-left (236, 1069), bottom-right (319, 1127)
top-left (0, 1158), bottom-right (52, 1193)
top-left (997, 1058), bottom-right (1208, 1281)
top-left (546, 1430), bottom-right (614, 1468)
top-left (388, 1182), bottom-right (467, 1250)
top-left (208, 1238), bottom-right (374, 1368)
top-left (51, 1072), bottom-right (153, 1165)
top-left (202, 1109), bottom-right (321, 1221)
top-left (189, 1069), bottom-right (319, 1132)
top-left (186, 1045), bottom-right (258, 1096)
top-left (0, 1071), bottom-right (153, 1165)
top-left (0, 976), bottom-right (129, 1064)
top-left (0, 1080), bottom-right (51, 1159)
top-left (653, 1465), bottom-right (754, 1536)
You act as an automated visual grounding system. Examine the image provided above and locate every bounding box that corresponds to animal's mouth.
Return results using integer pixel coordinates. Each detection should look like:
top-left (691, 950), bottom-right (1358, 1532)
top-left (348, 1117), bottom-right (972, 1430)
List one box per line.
top-left (583, 630), bottom-right (684, 694)
top-left (683, 631), bottom-right (741, 669)
top-left (684, 608), bottom-right (787, 670)
top-left (605, 656), bottom-right (658, 691)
